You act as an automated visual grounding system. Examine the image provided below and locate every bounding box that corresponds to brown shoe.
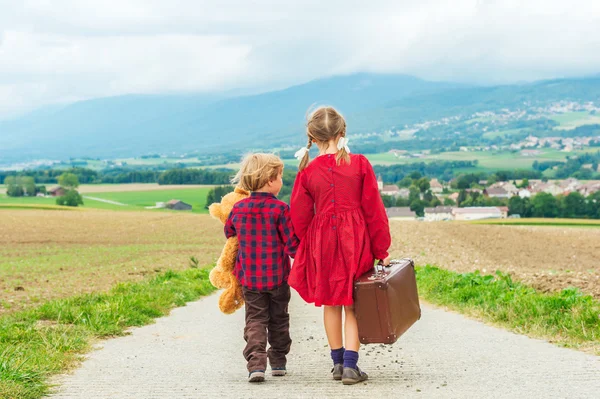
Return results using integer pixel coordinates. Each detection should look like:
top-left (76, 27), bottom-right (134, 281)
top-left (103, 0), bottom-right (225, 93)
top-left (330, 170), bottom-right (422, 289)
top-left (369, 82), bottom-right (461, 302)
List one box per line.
top-left (332, 364), bottom-right (343, 380)
top-left (341, 367), bottom-right (368, 385)
top-left (271, 367), bottom-right (287, 377)
top-left (248, 370), bottom-right (265, 383)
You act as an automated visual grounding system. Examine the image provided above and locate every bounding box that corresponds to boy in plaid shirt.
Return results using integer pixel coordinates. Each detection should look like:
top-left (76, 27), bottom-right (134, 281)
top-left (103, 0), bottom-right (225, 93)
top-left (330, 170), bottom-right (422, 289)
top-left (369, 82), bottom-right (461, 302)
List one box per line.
top-left (225, 153), bottom-right (299, 383)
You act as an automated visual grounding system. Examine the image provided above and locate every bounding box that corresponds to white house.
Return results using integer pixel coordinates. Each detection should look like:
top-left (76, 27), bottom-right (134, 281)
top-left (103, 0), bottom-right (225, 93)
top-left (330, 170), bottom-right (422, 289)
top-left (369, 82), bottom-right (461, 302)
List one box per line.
top-left (452, 207), bottom-right (503, 221)
top-left (429, 178), bottom-right (444, 194)
top-left (424, 206), bottom-right (455, 221)
top-left (381, 185), bottom-right (401, 197)
top-left (386, 207), bottom-right (417, 220)
top-left (518, 189), bottom-right (531, 198)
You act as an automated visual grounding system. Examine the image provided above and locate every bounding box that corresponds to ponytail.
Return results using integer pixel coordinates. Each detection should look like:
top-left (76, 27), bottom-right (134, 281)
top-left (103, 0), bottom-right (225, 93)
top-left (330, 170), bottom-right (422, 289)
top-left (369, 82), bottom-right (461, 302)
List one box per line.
top-left (298, 139), bottom-right (313, 171)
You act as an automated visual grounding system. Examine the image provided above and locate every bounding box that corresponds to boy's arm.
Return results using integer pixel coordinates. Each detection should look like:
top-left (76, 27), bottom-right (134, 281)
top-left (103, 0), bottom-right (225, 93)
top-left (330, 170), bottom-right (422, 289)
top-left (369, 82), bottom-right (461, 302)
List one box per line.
top-left (277, 204), bottom-right (300, 258)
top-left (224, 209), bottom-right (236, 238)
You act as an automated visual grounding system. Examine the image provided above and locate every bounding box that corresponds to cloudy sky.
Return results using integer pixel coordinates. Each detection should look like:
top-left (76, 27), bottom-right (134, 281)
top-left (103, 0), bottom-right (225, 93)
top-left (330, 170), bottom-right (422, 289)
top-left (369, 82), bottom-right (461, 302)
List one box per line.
top-left (1, 0), bottom-right (600, 118)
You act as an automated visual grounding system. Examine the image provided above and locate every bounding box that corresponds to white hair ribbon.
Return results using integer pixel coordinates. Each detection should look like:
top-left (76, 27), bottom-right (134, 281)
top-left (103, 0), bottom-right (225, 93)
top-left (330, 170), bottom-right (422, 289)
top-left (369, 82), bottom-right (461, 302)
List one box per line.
top-left (294, 146), bottom-right (309, 160)
top-left (337, 137), bottom-right (351, 154)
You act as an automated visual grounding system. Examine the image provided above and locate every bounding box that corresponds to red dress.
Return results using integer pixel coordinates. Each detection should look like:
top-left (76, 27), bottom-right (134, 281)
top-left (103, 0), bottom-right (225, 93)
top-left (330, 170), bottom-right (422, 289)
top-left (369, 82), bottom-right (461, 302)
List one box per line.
top-left (289, 153), bottom-right (391, 306)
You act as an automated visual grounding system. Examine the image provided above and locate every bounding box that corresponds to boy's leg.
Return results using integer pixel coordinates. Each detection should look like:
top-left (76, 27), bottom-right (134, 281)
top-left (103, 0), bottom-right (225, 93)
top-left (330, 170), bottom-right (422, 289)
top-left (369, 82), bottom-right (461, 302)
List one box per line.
top-left (266, 283), bottom-right (292, 370)
top-left (242, 288), bottom-right (270, 374)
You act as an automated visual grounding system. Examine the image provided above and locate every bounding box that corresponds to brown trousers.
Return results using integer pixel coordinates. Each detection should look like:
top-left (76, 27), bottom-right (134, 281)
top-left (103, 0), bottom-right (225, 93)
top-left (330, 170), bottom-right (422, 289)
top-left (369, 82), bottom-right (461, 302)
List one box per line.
top-left (242, 283), bottom-right (292, 372)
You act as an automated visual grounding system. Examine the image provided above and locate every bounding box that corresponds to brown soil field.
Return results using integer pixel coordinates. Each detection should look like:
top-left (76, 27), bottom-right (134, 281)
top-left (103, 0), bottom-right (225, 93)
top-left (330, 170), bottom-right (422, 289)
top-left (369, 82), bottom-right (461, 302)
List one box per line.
top-left (0, 209), bottom-right (224, 314)
top-left (2, 211), bottom-right (599, 315)
top-left (389, 221), bottom-right (600, 298)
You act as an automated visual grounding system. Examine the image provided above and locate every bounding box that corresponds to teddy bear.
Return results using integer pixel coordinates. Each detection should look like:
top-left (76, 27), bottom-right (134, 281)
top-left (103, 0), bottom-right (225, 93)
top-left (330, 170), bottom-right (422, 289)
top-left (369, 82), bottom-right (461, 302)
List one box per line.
top-left (208, 186), bottom-right (250, 314)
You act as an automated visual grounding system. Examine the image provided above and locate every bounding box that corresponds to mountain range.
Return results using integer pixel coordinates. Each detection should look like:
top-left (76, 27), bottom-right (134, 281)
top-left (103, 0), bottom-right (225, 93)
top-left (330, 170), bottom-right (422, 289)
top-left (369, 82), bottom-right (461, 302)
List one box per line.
top-left (1, 73), bottom-right (599, 163)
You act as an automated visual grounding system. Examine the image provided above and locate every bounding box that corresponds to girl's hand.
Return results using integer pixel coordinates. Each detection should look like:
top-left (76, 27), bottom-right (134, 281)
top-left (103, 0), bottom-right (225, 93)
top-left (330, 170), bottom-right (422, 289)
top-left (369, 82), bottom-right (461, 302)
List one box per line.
top-left (380, 256), bottom-right (391, 266)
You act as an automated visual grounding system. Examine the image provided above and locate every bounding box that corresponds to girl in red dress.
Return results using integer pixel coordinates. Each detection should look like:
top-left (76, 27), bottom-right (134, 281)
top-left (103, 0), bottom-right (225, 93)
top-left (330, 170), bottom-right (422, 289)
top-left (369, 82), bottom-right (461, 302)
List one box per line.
top-left (289, 106), bottom-right (391, 385)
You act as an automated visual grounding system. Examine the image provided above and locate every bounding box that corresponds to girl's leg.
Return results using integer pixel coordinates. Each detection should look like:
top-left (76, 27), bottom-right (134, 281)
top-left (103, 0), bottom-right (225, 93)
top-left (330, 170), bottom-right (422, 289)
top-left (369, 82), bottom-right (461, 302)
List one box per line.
top-left (323, 306), bottom-right (343, 349)
top-left (343, 305), bottom-right (360, 352)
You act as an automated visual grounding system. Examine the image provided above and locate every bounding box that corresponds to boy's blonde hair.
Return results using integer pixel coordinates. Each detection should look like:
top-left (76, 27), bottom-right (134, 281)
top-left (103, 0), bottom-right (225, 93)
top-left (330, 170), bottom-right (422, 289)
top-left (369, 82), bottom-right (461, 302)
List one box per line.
top-left (299, 105), bottom-right (350, 171)
top-left (232, 153), bottom-right (284, 192)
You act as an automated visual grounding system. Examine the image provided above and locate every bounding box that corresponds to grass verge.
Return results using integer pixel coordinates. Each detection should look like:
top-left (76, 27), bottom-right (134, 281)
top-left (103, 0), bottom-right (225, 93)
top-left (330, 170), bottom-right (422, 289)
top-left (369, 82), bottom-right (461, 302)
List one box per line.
top-left (416, 266), bottom-right (600, 355)
top-left (0, 267), bottom-right (215, 399)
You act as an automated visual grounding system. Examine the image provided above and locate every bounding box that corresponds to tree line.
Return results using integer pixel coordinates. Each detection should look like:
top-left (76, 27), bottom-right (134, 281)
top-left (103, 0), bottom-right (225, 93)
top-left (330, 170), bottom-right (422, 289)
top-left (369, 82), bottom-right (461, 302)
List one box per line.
top-left (1, 167), bottom-right (233, 186)
top-left (508, 191), bottom-right (600, 219)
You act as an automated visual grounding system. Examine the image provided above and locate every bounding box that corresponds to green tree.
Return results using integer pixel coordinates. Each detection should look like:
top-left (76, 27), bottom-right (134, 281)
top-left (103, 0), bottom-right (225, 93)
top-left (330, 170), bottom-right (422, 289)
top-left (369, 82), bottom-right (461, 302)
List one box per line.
top-left (423, 190), bottom-right (433, 203)
top-left (408, 186), bottom-right (420, 203)
top-left (381, 194), bottom-right (395, 208)
top-left (398, 176), bottom-right (413, 188)
top-left (395, 197), bottom-right (410, 207)
top-left (429, 197), bottom-right (442, 207)
top-left (58, 173), bottom-right (80, 189)
top-left (531, 193), bottom-right (559, 218)
top-left (443, 198), bottom-right (456, 206)
top-left (417, 177), bottom-right (430, 193)
top-left (4, 176), bottom-right (23, 197)
top-left (19, 176), bottom-right (36, 196)
top-left (56, 189), bottom-right (84, 207)
top-left (561, 192), bottom-right (587, 218)
top-left (508, 196), bottom-right (531, 217)
top-left (586, 192), bottom-right (600, 219)
top-left (409, 199), bottom-right (426, 217)
top-left (457, 190), bottom-right (467, 206)
top-left (518, 178), bottom-right (529, 189)
top-left (205, 186), bottom-right (235, 209)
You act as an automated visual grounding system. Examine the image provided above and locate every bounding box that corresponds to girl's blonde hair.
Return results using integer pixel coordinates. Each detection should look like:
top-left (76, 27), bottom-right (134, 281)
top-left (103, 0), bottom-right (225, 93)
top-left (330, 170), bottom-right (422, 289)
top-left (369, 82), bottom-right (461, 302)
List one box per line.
top-left (232, 153), bottom-right (284, 192)
top-left (299, 106), bottom-right (350, 171)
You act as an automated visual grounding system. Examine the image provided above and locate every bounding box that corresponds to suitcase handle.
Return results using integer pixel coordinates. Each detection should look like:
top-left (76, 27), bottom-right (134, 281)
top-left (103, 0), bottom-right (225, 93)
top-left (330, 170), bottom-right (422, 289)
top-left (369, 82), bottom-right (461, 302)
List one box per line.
top-left (375, 258), bottom-right (414, 273)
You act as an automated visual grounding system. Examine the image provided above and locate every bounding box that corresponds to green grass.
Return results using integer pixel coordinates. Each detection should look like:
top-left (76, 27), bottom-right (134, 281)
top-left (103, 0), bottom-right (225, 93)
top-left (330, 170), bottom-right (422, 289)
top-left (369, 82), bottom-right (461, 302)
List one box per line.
top-left (0, 204), bottom-right (78, 211)
top-left (0, 267), bottom-right (216, 399)
top-left (416, 266), bottom-right (600, 354)
top-left (86, 188), bottom-right (212, 213)
top-left (549, 111), bottom-right (590, 125)
top-left (0, 187), bottom-right (213, 213)
top-left (363, 149), bottom-right (571, 170)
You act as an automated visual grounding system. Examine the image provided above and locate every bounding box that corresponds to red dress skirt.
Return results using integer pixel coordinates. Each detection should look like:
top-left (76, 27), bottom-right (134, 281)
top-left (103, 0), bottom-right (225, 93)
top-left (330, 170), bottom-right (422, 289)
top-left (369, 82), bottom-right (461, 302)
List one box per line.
top-left (289, 153), bottom-right (391, 306)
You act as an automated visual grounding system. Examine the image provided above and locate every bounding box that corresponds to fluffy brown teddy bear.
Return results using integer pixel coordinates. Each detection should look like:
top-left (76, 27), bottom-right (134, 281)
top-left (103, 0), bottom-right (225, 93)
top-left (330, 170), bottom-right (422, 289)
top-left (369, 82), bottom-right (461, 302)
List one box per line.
top-left (208, 186), bottom-right (250, 314)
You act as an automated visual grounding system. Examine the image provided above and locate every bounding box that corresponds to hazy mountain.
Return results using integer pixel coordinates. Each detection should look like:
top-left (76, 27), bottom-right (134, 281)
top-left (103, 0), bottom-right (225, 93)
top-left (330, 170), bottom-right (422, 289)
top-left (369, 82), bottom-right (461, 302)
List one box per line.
top-left (1, 73), bottom-right (599, 163)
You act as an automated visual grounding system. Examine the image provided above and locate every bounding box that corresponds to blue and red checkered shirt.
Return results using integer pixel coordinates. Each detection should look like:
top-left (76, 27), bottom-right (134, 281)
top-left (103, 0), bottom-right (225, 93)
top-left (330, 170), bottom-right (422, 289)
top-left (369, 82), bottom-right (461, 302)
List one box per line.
top-left (225, 192), bottom-right (299, 291)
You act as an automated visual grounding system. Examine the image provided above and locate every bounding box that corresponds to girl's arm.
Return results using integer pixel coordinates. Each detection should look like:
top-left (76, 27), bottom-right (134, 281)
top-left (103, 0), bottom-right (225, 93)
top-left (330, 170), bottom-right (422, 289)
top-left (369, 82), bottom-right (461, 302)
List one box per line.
top-left (290, 170), bottom-right (315, 240)
top-left (360, 155), bottom-right (391, 260)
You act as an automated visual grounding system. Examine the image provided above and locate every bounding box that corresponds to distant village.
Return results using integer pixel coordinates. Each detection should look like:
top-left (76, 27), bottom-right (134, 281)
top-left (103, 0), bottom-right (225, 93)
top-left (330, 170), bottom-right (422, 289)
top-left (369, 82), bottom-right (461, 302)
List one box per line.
top-left (379, 176), bottom-right (600, 221)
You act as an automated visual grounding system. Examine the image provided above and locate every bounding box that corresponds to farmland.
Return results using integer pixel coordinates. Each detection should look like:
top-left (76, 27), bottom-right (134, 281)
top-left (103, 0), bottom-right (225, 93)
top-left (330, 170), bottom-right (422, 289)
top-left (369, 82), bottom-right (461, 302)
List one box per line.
top-left (389, 221), bottom-right (600, 299)
top-left (2, 209), bottom-right (599, 316)
top-left (0, 185), bottom-right (213, 213)
top-left (0, 209), bottom-right (224, 314)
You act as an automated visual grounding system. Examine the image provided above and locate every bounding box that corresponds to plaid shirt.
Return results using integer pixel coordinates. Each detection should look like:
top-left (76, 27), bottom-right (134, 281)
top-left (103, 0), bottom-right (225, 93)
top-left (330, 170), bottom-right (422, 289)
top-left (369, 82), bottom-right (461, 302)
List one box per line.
top-left (225, 192), bottom-right (299, 291)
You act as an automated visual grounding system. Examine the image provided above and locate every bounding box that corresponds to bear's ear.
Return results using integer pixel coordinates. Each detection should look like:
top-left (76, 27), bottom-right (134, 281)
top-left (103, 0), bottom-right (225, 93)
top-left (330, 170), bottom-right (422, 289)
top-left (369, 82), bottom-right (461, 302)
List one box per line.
top-left (208, 203), bottom-right (222, 220)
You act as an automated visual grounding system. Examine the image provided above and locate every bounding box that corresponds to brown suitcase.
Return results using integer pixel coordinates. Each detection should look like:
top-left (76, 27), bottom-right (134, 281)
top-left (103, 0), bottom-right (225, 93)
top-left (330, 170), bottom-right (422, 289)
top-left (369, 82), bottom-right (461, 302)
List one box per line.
top-left (354, 258), bottom-right (421, 344)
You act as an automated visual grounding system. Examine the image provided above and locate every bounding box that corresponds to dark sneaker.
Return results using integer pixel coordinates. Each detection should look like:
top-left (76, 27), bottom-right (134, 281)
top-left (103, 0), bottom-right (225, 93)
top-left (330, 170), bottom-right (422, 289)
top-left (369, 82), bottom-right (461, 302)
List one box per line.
top-left (342, 367), bottom-right (368, 385)
top-left (271, 367), bottom-right (287, 377)
top-left (248, 370), bottom-right (265, 383)
top-left (331, 363), bottom-right (343, 380)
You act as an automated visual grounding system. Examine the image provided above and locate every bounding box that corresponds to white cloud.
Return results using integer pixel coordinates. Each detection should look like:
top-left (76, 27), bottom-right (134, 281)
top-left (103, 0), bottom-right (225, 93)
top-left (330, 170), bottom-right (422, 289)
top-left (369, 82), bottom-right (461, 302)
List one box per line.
top-left (1, 0), bottom-right (600, 118)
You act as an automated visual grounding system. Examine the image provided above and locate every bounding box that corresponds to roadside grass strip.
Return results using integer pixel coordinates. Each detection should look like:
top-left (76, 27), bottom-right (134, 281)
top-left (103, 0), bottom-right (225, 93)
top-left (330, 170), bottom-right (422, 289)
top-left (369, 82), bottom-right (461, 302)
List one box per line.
top-left (416, 266), bottom-right (600, 355)
top-left (0, 267), bottom-right (215, 399)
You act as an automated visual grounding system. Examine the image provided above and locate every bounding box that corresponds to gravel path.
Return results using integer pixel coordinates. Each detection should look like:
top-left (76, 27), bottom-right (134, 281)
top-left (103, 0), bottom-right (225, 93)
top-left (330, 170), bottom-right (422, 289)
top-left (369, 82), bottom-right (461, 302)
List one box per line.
top-left (51, 292), bottom-right (600, 399)
top-left (82, 196), bottom-right (129, 206)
